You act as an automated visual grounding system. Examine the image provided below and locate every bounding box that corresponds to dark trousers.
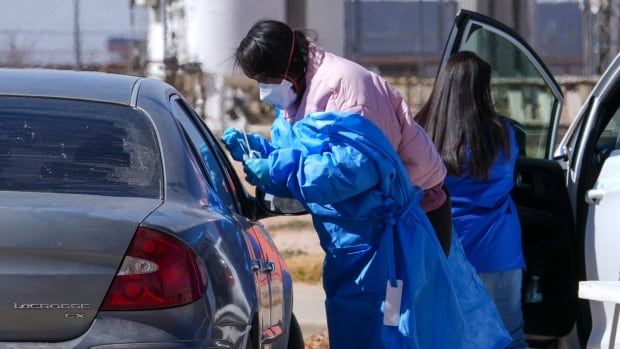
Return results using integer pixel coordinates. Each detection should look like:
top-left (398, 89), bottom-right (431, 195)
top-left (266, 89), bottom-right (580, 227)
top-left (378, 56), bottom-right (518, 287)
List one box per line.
top-left (425, 187), bottom-right (452, 256)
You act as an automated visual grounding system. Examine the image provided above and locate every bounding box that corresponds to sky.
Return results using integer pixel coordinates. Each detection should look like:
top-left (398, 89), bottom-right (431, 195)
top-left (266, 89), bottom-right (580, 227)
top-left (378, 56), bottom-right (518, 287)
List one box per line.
top-left (0, 0), bottom-right (147, 66)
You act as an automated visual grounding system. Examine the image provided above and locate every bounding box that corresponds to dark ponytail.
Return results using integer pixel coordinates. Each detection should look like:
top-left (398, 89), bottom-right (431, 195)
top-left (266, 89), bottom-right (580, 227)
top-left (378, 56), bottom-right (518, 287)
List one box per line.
top-left (416, 51), bottom-right (510, 180)
top-left (235, 20), bottom-right (309, 80)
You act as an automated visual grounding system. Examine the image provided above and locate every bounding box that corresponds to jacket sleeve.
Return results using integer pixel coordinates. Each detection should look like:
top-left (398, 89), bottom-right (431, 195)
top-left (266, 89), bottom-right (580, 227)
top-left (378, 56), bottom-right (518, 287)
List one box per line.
top-left (267, 144), bottom-right (379, 205)
top-left (324, 75), bottom-right (446, 190)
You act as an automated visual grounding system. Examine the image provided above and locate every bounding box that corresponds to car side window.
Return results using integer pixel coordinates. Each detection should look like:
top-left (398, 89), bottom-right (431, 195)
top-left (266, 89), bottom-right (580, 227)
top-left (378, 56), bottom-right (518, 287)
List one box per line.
top-left (596, 105), bottom-right (620, 155)
top-left (573, 98), bottom-right (620, 189)
top-left (170, 98), bottom-right (241, 213)
top-left (567, 109), bottom-right (588, 172)
top-left (460, 24), bottom-right (561, 159)
top-left (176, 99), bottom-right (252, 209)
top-left (177, 99), bottom-right (253, 209)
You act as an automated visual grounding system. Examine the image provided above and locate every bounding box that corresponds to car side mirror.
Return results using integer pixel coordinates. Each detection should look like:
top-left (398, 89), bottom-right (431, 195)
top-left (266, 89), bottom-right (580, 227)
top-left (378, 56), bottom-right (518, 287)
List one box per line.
top-left (255, 188), bottom-right (306, 216)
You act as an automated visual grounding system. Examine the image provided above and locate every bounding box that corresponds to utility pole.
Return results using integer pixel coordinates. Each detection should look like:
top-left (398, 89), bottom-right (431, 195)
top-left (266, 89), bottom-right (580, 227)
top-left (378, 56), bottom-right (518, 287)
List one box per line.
top-left (74, 0), bottom-right (82, 69)
top-left (593, 0), bottom-right (610, 74)
top-left (161, 0), bottom-right (167, 59)
top-left (160, 0), bottom-right (176, 85)
top-left (583, 0), bottom-right (595, 75)
top-left (286, 0), bottom-right (306, 29)
top-left (129, 0), bottom-right (137, 74)
top-left (610, 0), bottom-right (620, 64)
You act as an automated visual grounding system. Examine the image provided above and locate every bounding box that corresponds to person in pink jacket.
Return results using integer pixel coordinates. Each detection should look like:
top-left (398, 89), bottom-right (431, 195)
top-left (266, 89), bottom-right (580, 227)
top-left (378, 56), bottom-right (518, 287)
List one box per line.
top-left (228, 20), bottom-right (451, 254)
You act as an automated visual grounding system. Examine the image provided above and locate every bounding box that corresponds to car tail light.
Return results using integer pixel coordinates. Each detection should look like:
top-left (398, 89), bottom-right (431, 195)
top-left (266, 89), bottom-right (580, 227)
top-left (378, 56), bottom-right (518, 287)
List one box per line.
top-left (101, 227), bottom-right (207, 310)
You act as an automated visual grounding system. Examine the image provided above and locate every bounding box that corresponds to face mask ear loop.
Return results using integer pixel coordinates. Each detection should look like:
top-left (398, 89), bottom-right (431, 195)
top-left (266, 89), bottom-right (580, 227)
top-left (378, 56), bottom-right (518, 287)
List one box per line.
top-left (283, 28), bottom-right (301, 95)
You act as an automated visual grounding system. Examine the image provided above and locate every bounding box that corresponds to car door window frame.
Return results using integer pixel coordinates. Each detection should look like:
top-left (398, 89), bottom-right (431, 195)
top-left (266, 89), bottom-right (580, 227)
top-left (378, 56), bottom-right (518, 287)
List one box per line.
top-left (177, 98), bottom-right (256, 214)
top-left (569, 99), bottom-right (596, 174)
top-left (459, 21), bottom-right (563, 100)
top-left (464, 21), bottom-right (562, 160)
top-left (441, 11), bottom-right (564, 160)
top-left (571, 58), bottom-right (620, 181)
top-left (574, 87), bottom-right (620, 183)
top-left (170, 95), bottom-right (244, 214)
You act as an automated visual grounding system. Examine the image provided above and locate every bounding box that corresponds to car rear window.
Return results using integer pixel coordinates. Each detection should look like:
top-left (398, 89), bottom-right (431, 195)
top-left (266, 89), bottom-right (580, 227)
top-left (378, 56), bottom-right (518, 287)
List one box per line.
top-left (0, 97), bottom-right (162, 198)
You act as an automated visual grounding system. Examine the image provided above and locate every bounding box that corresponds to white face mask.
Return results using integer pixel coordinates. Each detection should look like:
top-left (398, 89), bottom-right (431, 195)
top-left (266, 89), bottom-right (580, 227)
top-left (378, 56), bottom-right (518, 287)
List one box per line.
top-left (259, 79), bottom-right (298, 109)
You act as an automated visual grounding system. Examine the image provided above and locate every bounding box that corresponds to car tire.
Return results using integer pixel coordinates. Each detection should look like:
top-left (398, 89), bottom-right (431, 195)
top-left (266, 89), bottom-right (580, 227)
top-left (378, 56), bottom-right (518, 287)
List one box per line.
top-left (287, 313), bottom-right (305, 349)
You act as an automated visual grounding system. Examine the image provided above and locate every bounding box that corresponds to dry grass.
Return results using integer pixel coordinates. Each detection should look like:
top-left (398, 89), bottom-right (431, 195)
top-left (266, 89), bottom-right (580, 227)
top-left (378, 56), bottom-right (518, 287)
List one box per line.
top-left (305, 332), bottom-right (330, 349)
top-left (267, 218), bottom-right (313, 232)
top-left (284, 253), bottom-right (324, 284)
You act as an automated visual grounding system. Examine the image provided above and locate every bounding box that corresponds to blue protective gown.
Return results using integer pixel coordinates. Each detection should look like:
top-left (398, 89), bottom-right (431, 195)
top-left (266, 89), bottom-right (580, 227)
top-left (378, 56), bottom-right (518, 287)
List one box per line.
top-left (260, 111), bottom-right (510, 348)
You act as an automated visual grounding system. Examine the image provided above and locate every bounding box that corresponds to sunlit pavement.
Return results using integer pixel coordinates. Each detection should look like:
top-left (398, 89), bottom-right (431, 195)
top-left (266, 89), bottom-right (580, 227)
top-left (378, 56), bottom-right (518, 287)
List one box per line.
top-left (293, 282), bottom-right (327, 337)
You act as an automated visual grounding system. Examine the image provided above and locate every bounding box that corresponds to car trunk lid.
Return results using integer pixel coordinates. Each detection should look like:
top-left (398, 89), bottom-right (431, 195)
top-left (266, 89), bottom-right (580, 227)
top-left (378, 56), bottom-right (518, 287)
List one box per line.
top-left (0, 191), bottom-right (161, 341)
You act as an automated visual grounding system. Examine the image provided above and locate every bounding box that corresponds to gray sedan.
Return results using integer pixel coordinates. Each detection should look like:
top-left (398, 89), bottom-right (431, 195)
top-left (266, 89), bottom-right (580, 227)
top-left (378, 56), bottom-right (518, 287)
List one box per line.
top-left (0, 69), bottom-right (303, 348)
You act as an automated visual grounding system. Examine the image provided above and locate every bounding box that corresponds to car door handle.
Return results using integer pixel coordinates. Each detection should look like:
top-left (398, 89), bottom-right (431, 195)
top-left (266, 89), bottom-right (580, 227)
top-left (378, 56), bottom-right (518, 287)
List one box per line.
top-left (515, 173), bottom-right (534, 192)
top-left (586, 189), bottom-right (605, 205)
top-left (261, 260), bottom-right (275, 273)
top-left (251, 260), bottom-right (262, 272)
top-left (251, 260), bottom-right (275, 273)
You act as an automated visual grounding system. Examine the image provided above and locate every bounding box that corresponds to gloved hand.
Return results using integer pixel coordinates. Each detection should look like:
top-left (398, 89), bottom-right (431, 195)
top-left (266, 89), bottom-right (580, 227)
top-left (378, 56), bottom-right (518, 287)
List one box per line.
top-left (221, 128), bottom-right (272, 162)
top-left (243, 158), bottom-right (272, 187)
top-left (221, 128), bottom-right (248, 161)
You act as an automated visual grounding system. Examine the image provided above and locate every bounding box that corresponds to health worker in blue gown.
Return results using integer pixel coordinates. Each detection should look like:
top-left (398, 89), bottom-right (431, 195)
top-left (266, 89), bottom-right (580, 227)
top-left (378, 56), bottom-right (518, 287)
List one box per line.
top-left (222, 110), bottom-right (510, 349)
top-left (417, 52), bottom-right (526, 348)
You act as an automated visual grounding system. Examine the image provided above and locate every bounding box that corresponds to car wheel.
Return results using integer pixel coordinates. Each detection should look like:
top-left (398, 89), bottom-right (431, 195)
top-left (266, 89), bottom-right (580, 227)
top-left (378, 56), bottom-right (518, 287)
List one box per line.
top-left (287, 313), bottom-right (305, 349)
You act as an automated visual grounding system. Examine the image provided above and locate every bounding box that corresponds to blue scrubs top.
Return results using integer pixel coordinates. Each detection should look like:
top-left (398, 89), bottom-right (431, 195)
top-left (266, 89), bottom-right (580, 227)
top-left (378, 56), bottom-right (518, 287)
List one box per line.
top-left (445, 122), bottom-right (525, 273)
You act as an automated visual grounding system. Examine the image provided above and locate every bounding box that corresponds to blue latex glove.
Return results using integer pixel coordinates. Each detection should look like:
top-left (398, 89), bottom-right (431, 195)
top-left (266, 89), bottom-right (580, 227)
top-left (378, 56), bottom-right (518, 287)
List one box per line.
top-left (221, 128), bottom-right (273, 162)
top-left (221, 128), bottom-right (247, 161)
top-left (243, 158), bottom-right (272, 187)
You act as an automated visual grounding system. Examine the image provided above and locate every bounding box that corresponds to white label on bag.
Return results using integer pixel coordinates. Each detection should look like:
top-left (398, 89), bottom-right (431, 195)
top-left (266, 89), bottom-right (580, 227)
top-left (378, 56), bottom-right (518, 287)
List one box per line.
top-left (383, 279), bottom-right (403, 326)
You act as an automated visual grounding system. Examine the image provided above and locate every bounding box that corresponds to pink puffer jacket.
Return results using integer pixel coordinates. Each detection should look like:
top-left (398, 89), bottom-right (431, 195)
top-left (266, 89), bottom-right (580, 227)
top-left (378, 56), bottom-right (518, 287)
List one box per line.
top-left (283, 43), bottom-right (447, 211)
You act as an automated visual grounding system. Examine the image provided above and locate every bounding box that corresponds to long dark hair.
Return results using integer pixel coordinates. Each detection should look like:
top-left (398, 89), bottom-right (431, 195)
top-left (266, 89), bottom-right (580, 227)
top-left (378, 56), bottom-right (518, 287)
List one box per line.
top-left (235, 20), bottom-right (310, 82)
top-left (416, 51), bottom-right (510, 179)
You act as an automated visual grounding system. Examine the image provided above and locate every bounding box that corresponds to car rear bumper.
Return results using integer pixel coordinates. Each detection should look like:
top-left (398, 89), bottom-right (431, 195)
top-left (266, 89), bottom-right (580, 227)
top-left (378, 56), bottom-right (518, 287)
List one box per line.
top-left (89, 342), bottom-right (210, 348)
top-left (0, 299), bottom-right (252, 349)
top-left (0, 322), bottom-right (251, 349)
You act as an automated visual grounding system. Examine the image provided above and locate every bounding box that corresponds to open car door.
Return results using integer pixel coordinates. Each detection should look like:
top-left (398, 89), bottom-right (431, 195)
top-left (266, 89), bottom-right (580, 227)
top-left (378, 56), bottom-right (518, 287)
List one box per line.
top-left (585, 150), bottom-right (620, 348)
top-left (564, 52), bottom-right (620, 348)
top-left (439, 10), bottom-right (577, 341)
